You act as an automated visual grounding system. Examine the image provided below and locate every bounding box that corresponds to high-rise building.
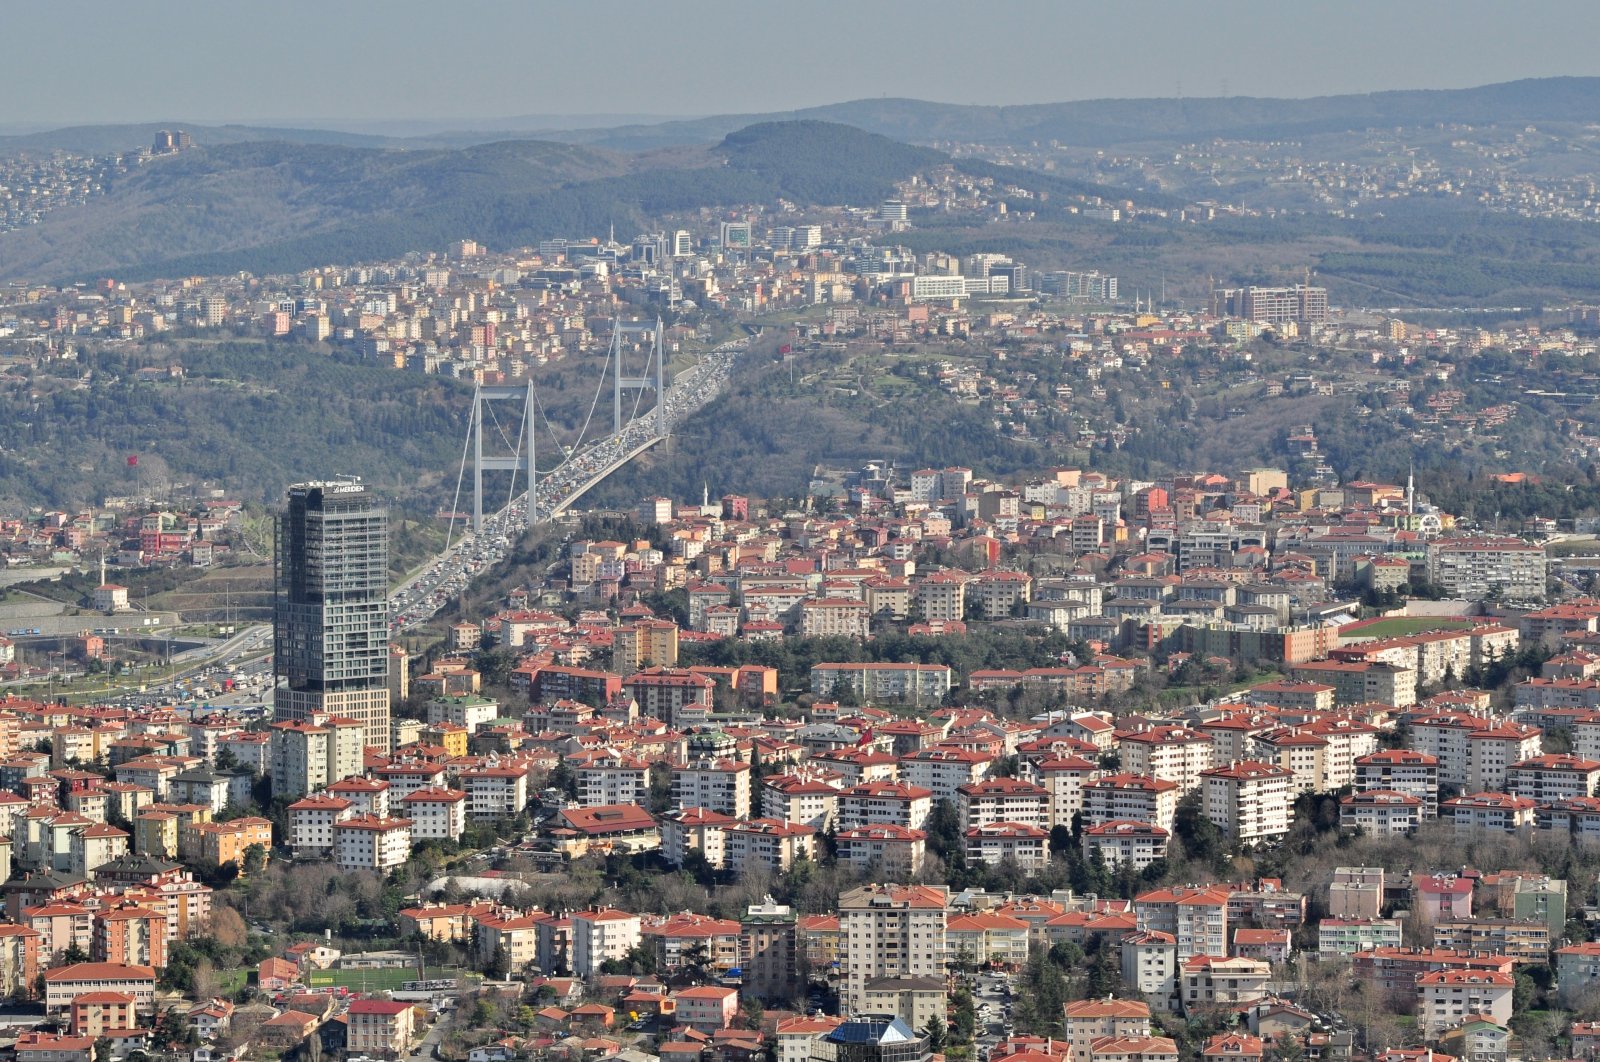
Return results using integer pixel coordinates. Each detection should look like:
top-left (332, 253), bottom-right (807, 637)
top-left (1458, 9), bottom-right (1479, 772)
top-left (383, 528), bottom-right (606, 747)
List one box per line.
top-left (274, 481), bottom-right (392, 750)
top-left (1217, 284), bottom-right (1328, 326)
top-left (838, 885), bottom-right (947, 1017)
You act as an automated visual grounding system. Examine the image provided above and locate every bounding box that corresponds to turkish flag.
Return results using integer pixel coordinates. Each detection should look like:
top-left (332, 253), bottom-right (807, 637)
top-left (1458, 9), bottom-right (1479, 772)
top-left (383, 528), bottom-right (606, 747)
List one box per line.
top-left (127, 455), bottom-right (138, 467)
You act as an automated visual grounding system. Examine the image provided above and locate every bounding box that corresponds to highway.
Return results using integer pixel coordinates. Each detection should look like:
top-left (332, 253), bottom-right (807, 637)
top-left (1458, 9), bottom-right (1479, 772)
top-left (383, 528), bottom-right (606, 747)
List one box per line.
top-left (46, 335), bottom-right (746, 702)
top-left (388, 337), bottom-right (744, 634)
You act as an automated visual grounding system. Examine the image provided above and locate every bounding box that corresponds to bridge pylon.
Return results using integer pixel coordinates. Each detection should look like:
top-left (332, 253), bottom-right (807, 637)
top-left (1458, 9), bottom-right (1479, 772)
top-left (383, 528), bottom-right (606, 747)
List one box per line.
top-left (471, 379), bottom-right (536, 533)
top-left (612, 317), bottom-right (665, 439)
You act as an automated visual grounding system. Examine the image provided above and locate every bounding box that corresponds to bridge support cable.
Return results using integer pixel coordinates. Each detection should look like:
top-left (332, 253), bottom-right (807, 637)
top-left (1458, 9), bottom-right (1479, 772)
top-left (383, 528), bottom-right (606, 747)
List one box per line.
top-left (441, 395), bottom-right (476, 557)
top-left (612, 317), bottom-right (665, 439)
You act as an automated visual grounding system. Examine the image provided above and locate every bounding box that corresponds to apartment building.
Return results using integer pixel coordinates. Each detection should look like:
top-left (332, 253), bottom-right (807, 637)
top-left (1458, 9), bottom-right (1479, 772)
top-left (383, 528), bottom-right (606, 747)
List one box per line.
top-left (1082, 820), bottom-right (1170, 870)
top-left (837, 781), bottom-right (934, 832)
top-left (898, 748), bottom-right (993, 801)
top-left (570, 909), bottom-right (642, 980)
top-left (725, 819), bottom-right (817, 874)
top-left (1063, 997), bottom-right (1151, 1062)
top-left (1201, 761), bottom-right (1293, 845)
top-left (760, 774), bottom-right (841, 831)
top-left (1135, 887), bottom-right (1229, 962)
top-left (332, 815), bottom-right (413, 872)
top-left (957, 777), bottom-right (1049, 832)
top-left (835, 824), bottom-right (927, 877)
top-left (1416, 970), bottom-right (1514, 1037)
top-left (398, 786), bottom-right (467, 841)
top-left (1118, 727), bottom-right (1215, 793)
top-left (1354, 750), bottom-right (1440, 817)
top-left (572, 749), bottom-right (651, 808)
top-left (461, 764), bottom-right (530, 821)
top-left (838, 884), bottom-right (949, 1017)
top-left (1083, 774), bottom-right (1180, 834)
top-left (671, 759), bottom-right (752, 819)
top-left (1426, 537), bottom-right (1546, 601)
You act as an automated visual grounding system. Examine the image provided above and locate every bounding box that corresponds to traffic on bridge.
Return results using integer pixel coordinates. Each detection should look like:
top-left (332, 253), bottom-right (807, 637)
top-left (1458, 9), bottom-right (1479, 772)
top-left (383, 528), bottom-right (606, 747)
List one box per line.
top-left (388, 337), bottom-right (744, 634)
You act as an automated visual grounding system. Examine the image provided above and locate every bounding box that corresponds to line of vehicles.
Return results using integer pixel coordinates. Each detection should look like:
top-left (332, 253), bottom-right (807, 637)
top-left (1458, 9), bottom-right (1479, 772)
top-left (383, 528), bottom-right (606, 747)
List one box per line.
top-left (388, 338), bottom-right (744, 635)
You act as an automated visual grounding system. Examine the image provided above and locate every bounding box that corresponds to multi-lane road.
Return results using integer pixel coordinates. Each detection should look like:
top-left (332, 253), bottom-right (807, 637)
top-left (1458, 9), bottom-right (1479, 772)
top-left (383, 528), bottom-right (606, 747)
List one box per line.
top-left (388, 338), bottom-right (744, 634)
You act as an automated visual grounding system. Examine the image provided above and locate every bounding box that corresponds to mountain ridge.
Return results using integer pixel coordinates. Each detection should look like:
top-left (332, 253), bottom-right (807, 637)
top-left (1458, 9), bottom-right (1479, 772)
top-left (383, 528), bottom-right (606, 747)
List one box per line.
top-left (8, 77), bottom-right (1600, 157)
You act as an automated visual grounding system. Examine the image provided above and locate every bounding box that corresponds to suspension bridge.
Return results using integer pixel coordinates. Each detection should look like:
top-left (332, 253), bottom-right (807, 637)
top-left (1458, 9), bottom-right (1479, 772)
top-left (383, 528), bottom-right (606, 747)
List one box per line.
top-left (390, 320), bottom-right (743, 627)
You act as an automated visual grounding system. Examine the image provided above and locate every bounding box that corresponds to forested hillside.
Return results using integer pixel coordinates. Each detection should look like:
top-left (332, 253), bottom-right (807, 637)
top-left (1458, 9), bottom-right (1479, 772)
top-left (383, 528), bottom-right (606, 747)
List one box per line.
top-left (0, 122), bottom-right (961, 283)
top-left (0, 344), bottom-right (472, 510)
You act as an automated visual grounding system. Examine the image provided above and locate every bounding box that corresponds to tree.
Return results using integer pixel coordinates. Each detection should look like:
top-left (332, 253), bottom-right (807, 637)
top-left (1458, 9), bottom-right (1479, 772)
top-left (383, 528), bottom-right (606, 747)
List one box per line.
top-left (923, 1016), bottom-right (948, 1054)
top-left (680, 941), bottom-right (712, 984)
top-left (209, 906), bottom-right (248, 949)
top-left (1269, 1032), bottom-right (1304, 1062)
top-left (949, 987), bottom-right (977, 1044)
top-left (242, 843), bottom-right (268, 876)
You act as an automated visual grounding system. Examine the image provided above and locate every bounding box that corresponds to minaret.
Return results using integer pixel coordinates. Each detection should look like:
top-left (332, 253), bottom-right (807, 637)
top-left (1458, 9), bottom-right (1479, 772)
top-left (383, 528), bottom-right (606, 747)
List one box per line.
top-left (99, 550), bottom-right (106, 588)
top-left (1407, 462), bottom-right (1415, 515)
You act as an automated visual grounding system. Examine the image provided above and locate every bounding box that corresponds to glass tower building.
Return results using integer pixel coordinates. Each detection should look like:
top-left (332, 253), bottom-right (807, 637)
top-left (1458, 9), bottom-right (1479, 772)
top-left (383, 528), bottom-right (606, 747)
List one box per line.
top-left (274, 480), bottom-right (392, 750)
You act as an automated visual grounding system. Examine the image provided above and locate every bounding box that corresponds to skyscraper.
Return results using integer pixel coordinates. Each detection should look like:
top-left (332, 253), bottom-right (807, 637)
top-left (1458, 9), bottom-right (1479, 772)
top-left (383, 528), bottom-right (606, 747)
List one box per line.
top-left (274, 480), bottom-right (392, 750)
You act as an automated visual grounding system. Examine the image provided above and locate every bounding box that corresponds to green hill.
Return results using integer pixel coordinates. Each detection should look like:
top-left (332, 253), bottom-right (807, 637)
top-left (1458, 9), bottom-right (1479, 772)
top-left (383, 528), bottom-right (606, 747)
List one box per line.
top-left (0, 121), bottom-right (962, 282)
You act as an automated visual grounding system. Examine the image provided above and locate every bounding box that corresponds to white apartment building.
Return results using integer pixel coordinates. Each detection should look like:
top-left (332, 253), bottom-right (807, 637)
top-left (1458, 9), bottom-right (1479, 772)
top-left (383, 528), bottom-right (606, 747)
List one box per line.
top-left (574, 750), bottom-right (651, 808)
top-left (1181, 955), bottom-right (1271, 1012)
top-left (1506, 755), bottom-right (1600, 802)
top-left (1028, 755), bottom-right (1101, 827)
top-left (570, 909), bottom-right (642, 979)
top-left (898, 748), bottom-right (993, 801)
top-left (913, 570), bottom-right (970, 622)
top-left (1119, 727), bottom-right (1216, 793)
top-left (1083, 774), bottom-right (1180, 833)
top-left (1354, 749), bottom-right (1440, 817)
top-left (837, 781), bottom-right (934, 832)
top-left (1063, 998), bottom-right (1151, 1062)
top-left (725, 819), bottom-right (816, 874)
top-left (398, 786), bottom-right (467, 841)
top-left (800, 599), bottom-right (871, 638)
top-left (1201, 761), bottom-right (1293, 845)
top-left (1121, 931), bottom-right (1179, 1011)
top-left (333, 814), bottom-right (413, 872)
top-left (965, 821), bottom-right (1049, 869)
top-left (835, 824), bottom-right (927, 876)
top-left (659, 807), bottom-right (736, 869)
top-left (760, 774), bottom-right (841, 831)
top-left (839, 884), bottom-right (949, 1018)
top-left (671, 759), bottom-right (752, 819)
top-left (286, 794), bottom-right (353, 857)
top-left (1426, 538), bottom-right (1546, 601)
top-left (1416, 970), bottom-right (1515, 1037)
top-left (1082, 820), bottom-right (1170, 870)
top-left (1339, 791), bottom-right (1424, 836)
top-left (461, 764), bottom-right (530, 820)
top-left (957, 777), bottom-right (1049, 832)
top-left (1467, 725), bottom-right (1544, 792)
top-left (1409, 712), bottom-right (1492, 787)
top-left (425, 694), bottom-right (500, 736)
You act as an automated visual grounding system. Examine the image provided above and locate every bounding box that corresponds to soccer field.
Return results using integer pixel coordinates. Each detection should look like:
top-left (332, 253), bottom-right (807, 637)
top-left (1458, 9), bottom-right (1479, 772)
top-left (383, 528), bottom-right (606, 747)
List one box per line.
top-left (1342, 617), bottom-right (1475, 639)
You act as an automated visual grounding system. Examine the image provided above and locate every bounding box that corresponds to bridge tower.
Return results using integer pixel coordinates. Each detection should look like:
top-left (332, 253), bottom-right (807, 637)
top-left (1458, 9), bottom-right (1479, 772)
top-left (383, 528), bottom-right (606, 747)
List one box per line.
top-left (471, 379), bottom-right (536, 533)
top-left (612, 317), bottom-right (666, 438)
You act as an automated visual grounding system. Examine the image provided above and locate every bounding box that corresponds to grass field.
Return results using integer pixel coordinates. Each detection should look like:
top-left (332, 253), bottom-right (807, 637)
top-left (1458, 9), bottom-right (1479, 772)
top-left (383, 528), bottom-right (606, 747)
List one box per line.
top-left (1342, 617), bottom-right (1476, 639)
top-left (305, 966), bottom-right (467, 991)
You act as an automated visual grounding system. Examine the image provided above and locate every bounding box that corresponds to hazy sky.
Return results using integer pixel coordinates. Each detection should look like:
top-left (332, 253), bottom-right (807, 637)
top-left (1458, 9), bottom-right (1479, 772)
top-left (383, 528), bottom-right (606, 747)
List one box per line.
top-left (9, 0), bottom-right (1600, 128)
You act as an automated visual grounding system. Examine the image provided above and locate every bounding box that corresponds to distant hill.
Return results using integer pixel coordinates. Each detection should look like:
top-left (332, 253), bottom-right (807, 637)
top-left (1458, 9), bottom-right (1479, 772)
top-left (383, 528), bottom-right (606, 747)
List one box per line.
top-left (538, 77), bottom-right (1600, 149)
top-left (0, 121), bottom-right (956, 282)
top-left (16, 77), bottom-right (1599, 159)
